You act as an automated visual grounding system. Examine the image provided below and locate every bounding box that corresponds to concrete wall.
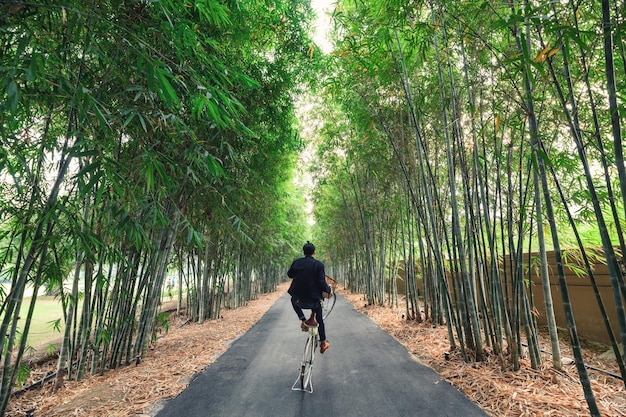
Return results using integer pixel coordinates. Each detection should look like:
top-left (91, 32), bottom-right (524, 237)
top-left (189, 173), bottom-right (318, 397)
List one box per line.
top-left (522, 251), bottom-right (621, 346)
top-left (392, 250), bottom-right (623, 345)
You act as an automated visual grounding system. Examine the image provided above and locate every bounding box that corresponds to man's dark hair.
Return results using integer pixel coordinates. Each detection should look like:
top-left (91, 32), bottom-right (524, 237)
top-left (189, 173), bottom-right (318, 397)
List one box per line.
top-left (303, 241), bottom-right (315, 256)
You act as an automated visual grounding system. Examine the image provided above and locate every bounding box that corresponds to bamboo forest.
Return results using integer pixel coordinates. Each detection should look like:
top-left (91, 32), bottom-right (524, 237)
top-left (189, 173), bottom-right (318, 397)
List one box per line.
top-left (1, 0), bottom-right (625, 416)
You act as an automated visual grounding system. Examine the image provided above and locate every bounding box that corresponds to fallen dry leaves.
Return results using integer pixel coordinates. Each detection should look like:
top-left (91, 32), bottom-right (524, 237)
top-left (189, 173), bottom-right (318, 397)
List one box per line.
top-left (7, 283), bottom-right (626, 417)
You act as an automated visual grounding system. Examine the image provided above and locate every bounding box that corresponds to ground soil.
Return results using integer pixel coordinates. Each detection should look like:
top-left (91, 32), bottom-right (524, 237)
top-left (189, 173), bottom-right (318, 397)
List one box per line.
top-left (7, 282), bottom-right (626, 417)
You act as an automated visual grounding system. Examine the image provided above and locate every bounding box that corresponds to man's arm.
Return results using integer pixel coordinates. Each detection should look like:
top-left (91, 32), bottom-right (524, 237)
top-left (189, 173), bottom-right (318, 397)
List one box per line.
top-left (317, 262), bottom-right (332, 294)
top-left (287, 260), bottom-right (297, 278)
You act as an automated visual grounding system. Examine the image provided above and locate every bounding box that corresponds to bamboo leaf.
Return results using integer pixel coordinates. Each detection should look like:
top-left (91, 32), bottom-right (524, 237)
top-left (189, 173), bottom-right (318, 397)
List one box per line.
top-left (155, 67), bottom-right (180, 107)
top-left (534, 45), bottom-right (551, 63)
top-left (205, 154), bottom-right (224, 177)
top-left (89, 96), bottom-right (112, 130)
top-left (144, 159), bottom-right (154, 193)
top-left (78, 170), bottom-right (104, 200)
top-left (195, 0), bottom-right (232, 27)
top-left (138, 113), bottom-right (148, 132)
top-left (307, 43), bottom-right (315, 60)
top-left (6, 79), bottom-right (19, 114)
top-left (236, 73), bottom-right (260, 89)
top-left (547, 47), bottom-right (559, 58)
top-left (535, 147), bottom-right (552, 167)
top-left (122, 108), bottom-right (136, 128)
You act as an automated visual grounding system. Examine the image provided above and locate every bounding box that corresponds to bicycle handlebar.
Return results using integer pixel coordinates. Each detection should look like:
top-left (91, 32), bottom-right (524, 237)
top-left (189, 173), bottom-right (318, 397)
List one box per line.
top-left (325, 275), bottom-right (337, 290)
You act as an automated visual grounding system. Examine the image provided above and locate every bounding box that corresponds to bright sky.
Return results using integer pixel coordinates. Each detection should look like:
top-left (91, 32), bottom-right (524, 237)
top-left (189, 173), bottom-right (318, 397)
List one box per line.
top-left (311, 0), bottom-right (334, 53)
top-left (291, 0), bottom-right (335, 227)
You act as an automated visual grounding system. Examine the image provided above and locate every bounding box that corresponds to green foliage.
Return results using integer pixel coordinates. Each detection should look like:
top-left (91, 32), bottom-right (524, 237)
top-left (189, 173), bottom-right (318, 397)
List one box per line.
top-left (45, 343), bottom-right (59, 356)
top-left (0, 0), bottom-right (321, 410)
top-left (154, 312), bottom-right (170, 341)
top-left (48, 318), bottom-right (62, 334)
top-left (15, 364), bottom-right (30, 389)
top-left (308, 0), bottom-right (626, 411)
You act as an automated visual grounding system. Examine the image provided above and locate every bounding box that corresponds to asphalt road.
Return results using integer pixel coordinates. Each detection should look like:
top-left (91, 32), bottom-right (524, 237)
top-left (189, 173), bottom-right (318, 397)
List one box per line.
top-left (154, 293), bottom-right (489, 417)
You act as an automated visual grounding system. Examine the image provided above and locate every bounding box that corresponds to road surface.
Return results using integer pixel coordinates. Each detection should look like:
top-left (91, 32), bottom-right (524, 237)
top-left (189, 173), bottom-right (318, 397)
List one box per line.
top-left (154, 293), bottom-right (489, 417)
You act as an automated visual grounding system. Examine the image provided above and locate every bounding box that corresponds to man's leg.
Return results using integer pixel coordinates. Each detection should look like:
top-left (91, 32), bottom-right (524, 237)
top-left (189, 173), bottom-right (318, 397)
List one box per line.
top-left (313, 303), bottom-right (330, 353)
top-left (291, 298), bottom-right (310, 331)
top-left (313, 303), bottom-right (326, 341)
top-left (291, 298), bottom-right (306, 321)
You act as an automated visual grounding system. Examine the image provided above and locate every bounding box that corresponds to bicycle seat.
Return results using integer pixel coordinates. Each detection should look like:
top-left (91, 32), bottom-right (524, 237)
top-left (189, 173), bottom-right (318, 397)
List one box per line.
top-left (304, 314), bottom-right (318, 327)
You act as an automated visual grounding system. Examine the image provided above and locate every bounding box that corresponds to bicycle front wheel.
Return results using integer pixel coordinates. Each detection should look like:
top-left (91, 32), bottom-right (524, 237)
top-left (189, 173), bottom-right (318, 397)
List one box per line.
top-left (300, 334), bottom-right (316, 391)
top-left (321, 292), bottom-right (337, 320)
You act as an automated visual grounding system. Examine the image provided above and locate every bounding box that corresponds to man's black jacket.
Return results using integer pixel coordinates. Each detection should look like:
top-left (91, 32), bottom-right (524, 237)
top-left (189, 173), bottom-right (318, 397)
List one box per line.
top-left (287, 255), bottom-right (331, 301)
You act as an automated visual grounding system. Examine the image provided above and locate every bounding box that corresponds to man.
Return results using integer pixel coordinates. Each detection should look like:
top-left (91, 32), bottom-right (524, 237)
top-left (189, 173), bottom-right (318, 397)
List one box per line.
top-left (288, 241), bottom-right (332, 353)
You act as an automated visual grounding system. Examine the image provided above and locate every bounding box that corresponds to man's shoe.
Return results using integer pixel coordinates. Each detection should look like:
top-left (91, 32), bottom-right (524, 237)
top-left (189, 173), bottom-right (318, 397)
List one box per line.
top-left (320, 340), bottom-right (329, 354)
top-left (301, 321), bottom-right (308, 332)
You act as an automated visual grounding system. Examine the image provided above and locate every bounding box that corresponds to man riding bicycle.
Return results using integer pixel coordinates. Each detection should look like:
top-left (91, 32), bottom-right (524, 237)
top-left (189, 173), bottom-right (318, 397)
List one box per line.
top-left (287, 241), bottom-right (332, 353)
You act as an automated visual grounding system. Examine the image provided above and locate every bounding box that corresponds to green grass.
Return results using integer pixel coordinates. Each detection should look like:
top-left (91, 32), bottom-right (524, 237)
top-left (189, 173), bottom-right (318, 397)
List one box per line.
top-left (18, 296), bottom-right (69, 350)
top-left (17, 290), bottom-right (175, 352)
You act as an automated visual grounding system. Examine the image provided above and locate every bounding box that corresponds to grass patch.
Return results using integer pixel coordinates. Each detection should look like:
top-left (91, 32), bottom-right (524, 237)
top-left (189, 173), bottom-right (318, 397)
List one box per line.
top-left (18, 296), bottom-right (67, 349)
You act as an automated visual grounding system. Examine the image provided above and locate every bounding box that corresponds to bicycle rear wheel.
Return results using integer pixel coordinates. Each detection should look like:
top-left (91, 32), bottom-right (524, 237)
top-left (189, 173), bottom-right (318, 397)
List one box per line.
top-left (321, 292), bottom-right (336, 320)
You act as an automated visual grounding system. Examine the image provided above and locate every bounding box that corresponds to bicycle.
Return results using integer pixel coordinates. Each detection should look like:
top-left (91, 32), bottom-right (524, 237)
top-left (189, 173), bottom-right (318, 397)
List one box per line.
top-left (291, 276), bottom-right (337, 394)
top-left (291, 318), bottom-right (318, 393)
